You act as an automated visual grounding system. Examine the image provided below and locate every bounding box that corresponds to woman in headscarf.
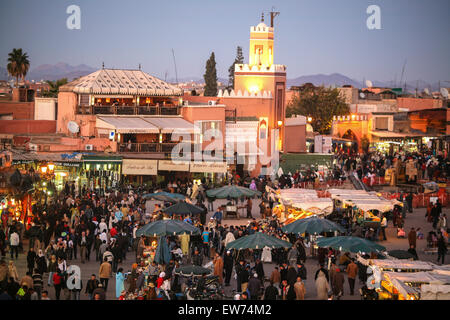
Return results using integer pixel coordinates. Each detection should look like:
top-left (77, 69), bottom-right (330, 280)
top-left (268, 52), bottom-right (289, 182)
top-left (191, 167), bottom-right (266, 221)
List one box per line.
top-left (47, 255), bottom-right (58, 287)
top-left (8, 260), bottom-right (19, 282)
top-left (315, 268), bottom-right (330, 300)
top-left (115, 268), bottom-right (126, 299)
top-left (128, 263), bottom-right (138, 293)
top-left (36, 249), bottom-right (47, 275)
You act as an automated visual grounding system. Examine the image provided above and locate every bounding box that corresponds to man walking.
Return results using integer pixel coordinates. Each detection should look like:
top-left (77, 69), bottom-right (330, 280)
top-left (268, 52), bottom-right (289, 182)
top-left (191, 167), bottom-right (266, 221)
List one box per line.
top-left (85, 274), bottom-right (99, 300)
top-left (201, 227), bottom-right (210, 259)
top-left (99, 257), bottom-right (112, 290)
top-left (437, 233), bottom-right (448, 265)
top-left (9, 230), bottom-right (20, 260)
top-left (346, 259), bottom-right (358, 295)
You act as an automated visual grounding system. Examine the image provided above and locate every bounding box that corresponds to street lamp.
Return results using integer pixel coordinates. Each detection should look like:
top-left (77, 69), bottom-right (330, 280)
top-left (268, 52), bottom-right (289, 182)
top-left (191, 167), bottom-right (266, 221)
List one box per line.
top-left (40, 166), bottom-right (48, 174)
top-left (307, 117), bottom-right (313, 123)
top-left (277, 120), bottom-right (283, 127)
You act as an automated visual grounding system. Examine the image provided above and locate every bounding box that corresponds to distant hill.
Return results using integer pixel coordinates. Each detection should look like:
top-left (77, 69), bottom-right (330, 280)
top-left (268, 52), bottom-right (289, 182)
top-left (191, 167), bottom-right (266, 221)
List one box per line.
top-left (287, 73), bottom-right (363, 88)
top-left (27, 62), bottom-right (96, 81)
top-left (6, 62), bottom-right (443, 93)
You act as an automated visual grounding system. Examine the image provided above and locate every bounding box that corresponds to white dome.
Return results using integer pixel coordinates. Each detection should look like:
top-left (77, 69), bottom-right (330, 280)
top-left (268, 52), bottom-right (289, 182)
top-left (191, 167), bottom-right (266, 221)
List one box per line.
top-left (256, 22), bottom-right (268, 29)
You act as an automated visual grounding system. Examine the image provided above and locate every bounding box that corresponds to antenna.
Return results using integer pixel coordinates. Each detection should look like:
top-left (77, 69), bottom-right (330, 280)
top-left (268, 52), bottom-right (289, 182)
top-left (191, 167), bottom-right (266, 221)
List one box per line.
top-left (171, 49), bottom-right (178, 85)
top-left (399, 59), bottom-right (407, 87)
top-left (269, 7), bottom-right (280, 27)
top-left (164, 70), bottom-right (168, 82)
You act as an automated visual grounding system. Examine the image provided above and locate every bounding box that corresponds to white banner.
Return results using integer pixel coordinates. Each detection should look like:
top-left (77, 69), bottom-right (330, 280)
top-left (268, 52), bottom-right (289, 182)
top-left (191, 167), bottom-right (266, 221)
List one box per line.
top-left (190, 162), bottom-right (227, 173)
top-left (158, 160), bottom-right (189, 172)
top-left (122, 159), bottom-right (158, 175)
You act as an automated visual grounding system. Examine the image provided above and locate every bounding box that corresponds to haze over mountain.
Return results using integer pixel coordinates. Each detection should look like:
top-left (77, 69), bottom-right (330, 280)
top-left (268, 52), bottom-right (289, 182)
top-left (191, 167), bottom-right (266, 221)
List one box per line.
top-left (0, 62), bottom-right (444, 92)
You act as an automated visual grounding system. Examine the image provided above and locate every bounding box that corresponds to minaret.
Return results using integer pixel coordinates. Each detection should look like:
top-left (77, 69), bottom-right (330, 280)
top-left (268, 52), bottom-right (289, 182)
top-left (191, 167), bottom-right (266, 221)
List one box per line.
top-left (248, 18), bottom-right (274, 67)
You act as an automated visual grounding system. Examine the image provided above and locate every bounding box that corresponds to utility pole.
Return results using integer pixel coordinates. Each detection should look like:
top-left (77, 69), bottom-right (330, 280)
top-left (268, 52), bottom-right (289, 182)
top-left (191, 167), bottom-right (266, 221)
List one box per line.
top-left (172, 49), bottom-right (178, 85)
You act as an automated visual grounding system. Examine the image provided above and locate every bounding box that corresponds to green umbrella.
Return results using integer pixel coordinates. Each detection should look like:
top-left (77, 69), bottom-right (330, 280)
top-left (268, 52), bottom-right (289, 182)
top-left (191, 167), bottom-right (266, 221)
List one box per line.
top-left (315, 236), bottom-right (386, 253)
top-left (154, 236), bottom-right (171, 265)
top-left (225, 232), bottom-right (292, 250)
top-left (206, 185), bottom-right (261, 199)
top-left (163, 201), bottom-right (203, 216)
top-left (135, 219), bottom-right (201, 237)
top-left (174, 265), bottom-right (212, 277)
top-left (281, 217), bottom-right (345, 235)
top-left (142, 192), bottom-right (186, 202)
top-left (387, 250), bottom-right (415, 260)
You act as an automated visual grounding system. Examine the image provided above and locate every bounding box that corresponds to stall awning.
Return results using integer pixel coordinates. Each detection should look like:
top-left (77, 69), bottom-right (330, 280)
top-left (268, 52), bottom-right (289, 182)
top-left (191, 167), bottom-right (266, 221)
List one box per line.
top-left (145, 117), bottom-right (194, 134)
top-left (97, 116), bottom-right (159, 134)
top-left (370, 131), bottom-right (408, 139)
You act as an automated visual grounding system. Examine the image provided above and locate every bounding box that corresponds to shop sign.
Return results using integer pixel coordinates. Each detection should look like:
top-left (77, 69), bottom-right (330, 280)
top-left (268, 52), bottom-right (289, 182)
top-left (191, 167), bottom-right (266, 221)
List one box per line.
top-left (158, 160), bottom-right (189, 172)
top-left (122, 159), bottom-right (157, 175)
top-left (12, 160), bottom-right (34, 165)
top-left (190, 161), bottom-right (227, 173)
top-left (53, 161), bottom-right (82, 168)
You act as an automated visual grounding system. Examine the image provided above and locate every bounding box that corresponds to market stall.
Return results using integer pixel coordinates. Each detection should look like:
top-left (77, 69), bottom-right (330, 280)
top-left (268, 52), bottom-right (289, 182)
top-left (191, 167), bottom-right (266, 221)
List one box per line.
top-left (272, 189), bottom-right (333, 223)
top-left (327, 189), bottom-right (400, 227)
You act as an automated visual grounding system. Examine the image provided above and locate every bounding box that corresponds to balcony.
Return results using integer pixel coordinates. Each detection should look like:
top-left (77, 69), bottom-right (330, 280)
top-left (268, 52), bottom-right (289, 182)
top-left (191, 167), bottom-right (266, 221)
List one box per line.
top-left (76, 105), bottom-right (181, 116)
top-left (119, 143), bottom-right (190, 154)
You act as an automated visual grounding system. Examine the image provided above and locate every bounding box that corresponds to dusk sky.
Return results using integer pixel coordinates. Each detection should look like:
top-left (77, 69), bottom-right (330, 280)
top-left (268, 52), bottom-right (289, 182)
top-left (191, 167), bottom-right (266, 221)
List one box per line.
top-left (1, 0), bottom-right (449, 83)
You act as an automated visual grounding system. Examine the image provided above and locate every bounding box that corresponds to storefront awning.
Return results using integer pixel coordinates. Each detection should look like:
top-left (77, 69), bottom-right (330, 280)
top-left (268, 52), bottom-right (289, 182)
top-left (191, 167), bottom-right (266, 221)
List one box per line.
top-left (145, 117), bottom-right (194, 134)
top-left (370, 131), bottom-right (408, 139)
top-left (97, 117), bottom-right (159, 134)
top-left (82, 155), bottom-right (122, 163)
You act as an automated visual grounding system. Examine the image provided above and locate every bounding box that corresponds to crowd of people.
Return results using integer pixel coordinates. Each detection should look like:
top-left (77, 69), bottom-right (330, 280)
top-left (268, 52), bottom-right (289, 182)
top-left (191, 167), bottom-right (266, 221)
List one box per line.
top-left (0, 151), bottom-right (448, 300)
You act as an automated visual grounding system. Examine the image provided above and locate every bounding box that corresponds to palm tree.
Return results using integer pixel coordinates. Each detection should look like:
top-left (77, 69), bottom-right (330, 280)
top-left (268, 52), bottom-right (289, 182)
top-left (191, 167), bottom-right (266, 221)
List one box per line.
top-left (7, 48), bottom-right (30, 87)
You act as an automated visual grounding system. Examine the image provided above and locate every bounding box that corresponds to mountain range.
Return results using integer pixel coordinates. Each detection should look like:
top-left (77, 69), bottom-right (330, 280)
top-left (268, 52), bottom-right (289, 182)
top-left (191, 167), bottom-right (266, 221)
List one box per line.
top-left (0, 63), bottom-right (444, 92)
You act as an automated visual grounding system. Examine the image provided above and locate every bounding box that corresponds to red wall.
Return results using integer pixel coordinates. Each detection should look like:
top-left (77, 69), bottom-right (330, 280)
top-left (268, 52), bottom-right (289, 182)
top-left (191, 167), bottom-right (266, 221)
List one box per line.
top-left (0, 120), bottom-right (56, 134)
top-left (0, 101), bottom-right (34, 119)
top-left (397, 97), bottom-right (443, 111)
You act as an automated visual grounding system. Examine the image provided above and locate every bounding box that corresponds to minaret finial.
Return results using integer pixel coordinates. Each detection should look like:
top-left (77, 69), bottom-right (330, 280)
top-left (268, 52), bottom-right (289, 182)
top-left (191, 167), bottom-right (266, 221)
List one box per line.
top-left (102, 62), bottom-right (104, 69)
top-left (261, 12), bottom-right (264, 22)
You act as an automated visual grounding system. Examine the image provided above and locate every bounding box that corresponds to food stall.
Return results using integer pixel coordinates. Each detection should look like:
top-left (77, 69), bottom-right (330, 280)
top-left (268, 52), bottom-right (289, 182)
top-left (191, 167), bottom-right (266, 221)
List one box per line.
top-left (327, 189), bottom-right (399, 227)
top-left (272, 189), bottom-right (333, 224)
top-left (356, 255), bottom-right (450, 300)
top-left (141, 236), bottom-right (158, 264)
top-left (381, 271), bottom-right (450, 300)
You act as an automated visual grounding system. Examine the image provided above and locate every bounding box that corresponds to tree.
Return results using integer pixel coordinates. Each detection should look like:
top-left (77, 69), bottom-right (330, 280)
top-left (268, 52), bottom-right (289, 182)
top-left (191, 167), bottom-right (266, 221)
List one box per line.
top-left (7, 48), bottom-right (30, 87)
top-left (286, 86), bottom-right (350, 134)
top-left (203, 52), bottom-right (218, 96)
top-left (227, 46), bottom-right (244, 91)
top-left (40, 78), bottom-right (68, 97)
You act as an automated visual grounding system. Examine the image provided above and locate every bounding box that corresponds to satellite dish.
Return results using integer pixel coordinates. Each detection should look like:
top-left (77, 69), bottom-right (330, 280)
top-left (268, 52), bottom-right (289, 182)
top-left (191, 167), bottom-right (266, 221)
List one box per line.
top-left (365, 80), bottom-right (373, 88)
top-left (441, 88), bottom-right (449, 99)
top-left (68, 121), bottom-right (80, 134)
top-left (359, 92), bottom-right (366, 99)
top-left (424, 88), bottom-right (430, 95)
